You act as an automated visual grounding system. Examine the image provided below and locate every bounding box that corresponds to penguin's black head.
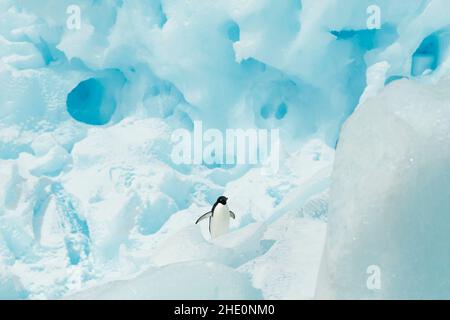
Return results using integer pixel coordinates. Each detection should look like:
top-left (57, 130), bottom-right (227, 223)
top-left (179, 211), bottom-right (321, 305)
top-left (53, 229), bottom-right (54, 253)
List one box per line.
top-left (217, 196), bottom-right (228, 205)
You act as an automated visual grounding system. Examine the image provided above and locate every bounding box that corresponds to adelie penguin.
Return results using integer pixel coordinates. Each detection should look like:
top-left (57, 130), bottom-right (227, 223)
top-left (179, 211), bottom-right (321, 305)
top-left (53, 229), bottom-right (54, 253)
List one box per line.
top-left (195, 196), bottom-right (236, 239)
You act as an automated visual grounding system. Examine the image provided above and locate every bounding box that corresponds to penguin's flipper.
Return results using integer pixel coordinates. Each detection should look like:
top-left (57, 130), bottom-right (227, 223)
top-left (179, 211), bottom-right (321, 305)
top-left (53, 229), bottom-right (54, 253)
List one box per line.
top-left (195, 211), bottom-right (212, 224)
top-left (229, 211), bottom-right (236, 219)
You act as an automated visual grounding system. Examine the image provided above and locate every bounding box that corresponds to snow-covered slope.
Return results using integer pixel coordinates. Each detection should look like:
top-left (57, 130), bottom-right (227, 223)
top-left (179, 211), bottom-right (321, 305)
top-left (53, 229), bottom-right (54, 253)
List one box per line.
top-left (0, 118), bottom-right (333, 299)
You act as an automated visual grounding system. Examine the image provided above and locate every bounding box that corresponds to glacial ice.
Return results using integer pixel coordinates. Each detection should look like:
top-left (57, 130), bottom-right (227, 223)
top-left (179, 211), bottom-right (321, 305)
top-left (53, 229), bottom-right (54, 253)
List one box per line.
top-left (1, 0), bottom-right (450, 299)
top-left (316, 77), bottom-right (450, 299)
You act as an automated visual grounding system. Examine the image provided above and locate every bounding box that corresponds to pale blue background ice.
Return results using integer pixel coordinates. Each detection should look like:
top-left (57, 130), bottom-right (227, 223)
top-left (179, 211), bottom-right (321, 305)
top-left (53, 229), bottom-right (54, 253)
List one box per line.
top-left (1, 0), bottom-right (450, 299)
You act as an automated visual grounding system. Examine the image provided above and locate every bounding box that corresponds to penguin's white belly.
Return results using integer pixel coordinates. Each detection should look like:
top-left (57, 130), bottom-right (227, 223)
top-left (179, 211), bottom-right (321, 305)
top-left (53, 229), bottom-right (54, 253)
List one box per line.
top-left (210, 205), bottom-right (230, 239)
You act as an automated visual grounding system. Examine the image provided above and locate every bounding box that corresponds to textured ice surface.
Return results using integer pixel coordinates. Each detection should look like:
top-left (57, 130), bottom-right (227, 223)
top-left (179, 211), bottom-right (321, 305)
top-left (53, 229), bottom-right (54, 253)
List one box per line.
top-left (316, 78), bottom-right (450, 299)
top-left (1, 0), bottom-right (450, 299)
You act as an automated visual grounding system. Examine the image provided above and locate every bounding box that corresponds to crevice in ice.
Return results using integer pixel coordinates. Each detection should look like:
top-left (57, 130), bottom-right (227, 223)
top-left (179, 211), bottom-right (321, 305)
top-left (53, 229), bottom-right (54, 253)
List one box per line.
top-left (330, 24), bottom-right (398, 51)
top-left (25, 35), bottom-right (68, 67)
top-left (385, 75), bottom-right (407, 85)
top-left (31, 181), bottom-right (91, 265)
top-left (32, 181), bottom-right (52, 242)
top-left (51, 183), bottom-right (90, 265)
top-left (32, 37), bottom-right (56, 66)
top-left (157, 2), bottom-right (168, 28)
top-left (411, 28), bottom-right (450, 76)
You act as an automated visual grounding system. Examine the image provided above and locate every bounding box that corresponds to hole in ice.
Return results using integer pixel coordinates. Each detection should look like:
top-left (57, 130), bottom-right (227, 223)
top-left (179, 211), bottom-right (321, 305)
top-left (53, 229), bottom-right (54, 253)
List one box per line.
top-left (66, 78), bottom-right (117, 125)
top-left (275, 102), bottom-right (288, 120)
top-left (411, 29), bottom-right (450, 76)
top-left (260, 104), bottom-right (272, 119)
top-left (68, 69), bottom-right (125, 126)
top-left (226, 21), bottom-right (240, 42)
top-left (220, 20), bottom-right (240, 42)
top-left (260, 104), bottom-right (271, 119)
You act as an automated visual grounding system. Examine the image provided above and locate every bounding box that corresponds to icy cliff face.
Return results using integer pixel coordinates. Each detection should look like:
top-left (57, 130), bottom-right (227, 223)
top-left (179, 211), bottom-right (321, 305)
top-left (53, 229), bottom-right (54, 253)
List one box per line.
top-left (316, 77), bottom-right (450, 299)
top-left (1, 0), bottom-right (450, 299)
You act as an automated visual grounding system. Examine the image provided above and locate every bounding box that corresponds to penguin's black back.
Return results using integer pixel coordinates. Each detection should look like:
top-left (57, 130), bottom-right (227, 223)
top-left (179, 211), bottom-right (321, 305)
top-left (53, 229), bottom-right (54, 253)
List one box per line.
top-left (209, 200), bottom-right (220, 233)
top-left (211, 201), bottom-right (219, 217)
